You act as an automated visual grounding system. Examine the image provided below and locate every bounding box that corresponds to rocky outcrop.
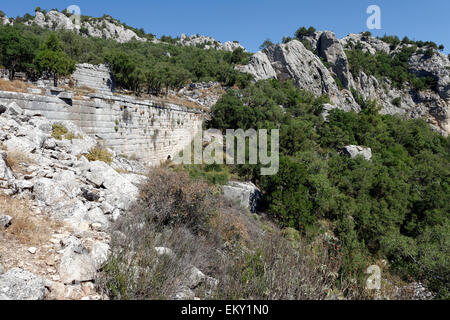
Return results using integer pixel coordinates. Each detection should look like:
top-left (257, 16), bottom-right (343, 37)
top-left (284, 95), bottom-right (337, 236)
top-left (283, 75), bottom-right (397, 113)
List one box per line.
top-left (58, 236), bottom-right (108, 284)
top-left (223, 181), bottom-right (262, 213)
top-left (340, 33), bottom-right (391, 55)
top-left (0, 14), bottom-right (12, 26)
top-left (221, 41), bottom-right (246, 52)
top-left (342, 145), bottom-right (372, 161)
top-left (179, 34), bottom-right (246, 52)
top-left (317, 31), bottom-right (352, 89)
top-left (236, 51), bottom-right (277, 81)
top-left (22, 11), bottom-right (245, 50)
top-left (239, 33), bottom-right (450, 135)
top-left (0, 103), bottom-right (148, 299)
top-left (176, 82), bottom-right (225, 108)
top-left (27, 11), bottom-right (146, 43)
top-left (408, 51), bottom-right (450, 101)
top-left (238, 40), bottom-right (358, 112)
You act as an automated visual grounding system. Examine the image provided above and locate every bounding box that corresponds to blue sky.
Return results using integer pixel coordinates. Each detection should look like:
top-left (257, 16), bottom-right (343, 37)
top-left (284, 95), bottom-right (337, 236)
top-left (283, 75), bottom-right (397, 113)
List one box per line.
top-left (2, 0), bottom-right (449, 53)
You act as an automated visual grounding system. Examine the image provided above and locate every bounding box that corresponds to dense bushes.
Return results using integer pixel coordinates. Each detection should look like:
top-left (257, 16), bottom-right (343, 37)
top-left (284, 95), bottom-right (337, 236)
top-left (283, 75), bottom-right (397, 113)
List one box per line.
top-left (138, 168), bottom-right (216, 234)
top-left (0, 25), bottom-right (75, 85)
top-left (208, 80), bottom-right (450, 297)
top-left (0, 23), bottom-right (252, 93)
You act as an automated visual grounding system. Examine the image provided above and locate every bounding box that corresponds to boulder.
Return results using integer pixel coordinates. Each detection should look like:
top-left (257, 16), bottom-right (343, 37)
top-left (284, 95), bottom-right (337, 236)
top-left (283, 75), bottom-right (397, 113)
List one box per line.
top-left (59, 236), bottom-right (97, 284)
top-left (85, 207), bottom-right (109, 227)
top-left (90, 242), bottom-right (110, 270)
top-left (69, 138), bottom-right (96, 156)
top-left (185, 266), bottom-right (206, 289)
top-left (236, 51), bottom-right (277, 81)
top-left (6, 102), bottom-right (24, 116)
top-left (4, 137), bottom-right (36, 153)
top-left (87, 161), bottom-right (139, 209)
top-left (43, 138), bottom-right (57, 150)
top-left (0, 153), bottom-right (14, 180)
top-left (223, 181), bottom-right (262, 213)
top-left (52, 199), bottom-right (88, 220)
top-left (52, 170), bottom-right (81, 199)
top-left (172, 286), bottom-right (195, 300)
top-left (342, 145), bottom-right (372, 161)
top-left (14, 180), bottom-right (34, 191)
top-left (33, 178), bottom-right (68, 206)
top-left (0, 215), bottom-right (12, 229)
top-left (81, 187), bottom-right (100, 202)
top-left (0, 268), bottom-right (46, 300)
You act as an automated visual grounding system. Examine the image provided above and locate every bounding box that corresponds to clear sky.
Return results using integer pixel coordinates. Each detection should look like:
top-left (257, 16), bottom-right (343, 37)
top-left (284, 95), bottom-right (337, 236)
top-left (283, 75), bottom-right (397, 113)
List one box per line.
top-left (1, 0), bottom-right (449, 53)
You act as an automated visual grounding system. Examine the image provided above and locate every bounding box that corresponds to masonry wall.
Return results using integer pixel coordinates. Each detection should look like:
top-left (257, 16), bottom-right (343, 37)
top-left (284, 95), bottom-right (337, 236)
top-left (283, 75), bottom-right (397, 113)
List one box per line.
top-left (72, 63), bottom-right (115, 94)
top-left (0, 90), bottom-right (203, 166)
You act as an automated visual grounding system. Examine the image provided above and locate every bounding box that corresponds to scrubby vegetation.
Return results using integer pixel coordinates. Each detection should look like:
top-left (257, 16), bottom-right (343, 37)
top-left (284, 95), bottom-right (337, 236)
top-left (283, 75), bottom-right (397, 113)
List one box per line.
top-left (99, 168), bottom-right (371, 300)
top-left (208, 79), bottom-right (450, 298)
top-left (378, 34), bottom-right (443, 53)
top-left (51, 124), bottom-right (82, 140)
top-left (345, 45), bottom-right (437, 91)
top-left (0, 22), bottom-right (252, 93)
top-left (83, 144), bottom-right (113, 164)
top-left (2, 11), bottom-right (448, 300)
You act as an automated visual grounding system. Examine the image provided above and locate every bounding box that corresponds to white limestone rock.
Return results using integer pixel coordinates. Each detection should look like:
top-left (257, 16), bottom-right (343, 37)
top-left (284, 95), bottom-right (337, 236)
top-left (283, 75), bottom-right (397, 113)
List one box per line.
top-left (0, 268), bottom-right (46, 300)
top-left (59, 236), bottom-right (97, 284)
top-left (223, 181), bottom-right (262, 213)
top-left (342, 145), bottom-right (372, 161)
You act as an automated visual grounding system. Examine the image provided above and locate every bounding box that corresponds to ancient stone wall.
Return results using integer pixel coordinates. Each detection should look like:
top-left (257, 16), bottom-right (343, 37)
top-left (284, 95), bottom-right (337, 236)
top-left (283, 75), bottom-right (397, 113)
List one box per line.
top-left (72, 64), bottom-right (115, 94)
top-left (0, 90), bottom-right (203, 166)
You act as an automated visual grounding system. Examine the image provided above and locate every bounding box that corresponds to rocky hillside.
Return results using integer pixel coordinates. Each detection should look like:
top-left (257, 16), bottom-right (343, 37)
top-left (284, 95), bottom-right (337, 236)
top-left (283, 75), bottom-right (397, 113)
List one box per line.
top-left (179, 34), bottom-right (246, 52)
top-left (0, 101), bottom-right (147, 299)
top-left (238, 31), bottom-right (450, 135)
top-left (1, 9), bottom-right (245, 51)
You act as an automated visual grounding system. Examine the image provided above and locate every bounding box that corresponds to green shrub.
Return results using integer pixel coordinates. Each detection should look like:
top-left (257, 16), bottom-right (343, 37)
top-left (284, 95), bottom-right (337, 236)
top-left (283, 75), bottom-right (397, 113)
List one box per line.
top-left (392, 97), bottom-right (402, 107)
top-left (51, 124), bottom-right (82, 140)
top-left (208, 79), bottom-right (450, 297)
top-left (84, 145), bottom-right (113, 164)
top-left (345, 46), bottom-right (436, 91)
top-left (51, 124), bottom-right (68, 140)
top-left (99, 168), bottom-right (363, 300)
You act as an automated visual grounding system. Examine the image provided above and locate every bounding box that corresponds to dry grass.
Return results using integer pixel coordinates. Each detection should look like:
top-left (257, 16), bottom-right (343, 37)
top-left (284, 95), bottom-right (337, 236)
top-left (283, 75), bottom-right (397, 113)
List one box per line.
top-left (0, 79), bottom-right (36, 93)
top-left (73, 86), bottom-right (96, 100)
top-left (114, 168), bottom-right (129, 174)
top-left (155, 94), bottom-right (209, 111)
top-left (5, 151), bottom-right (35, 175)
top-left (82, 144), bottom-right (113, 164)
top-left (99, 168), bottom-right (356, 300)
top-left (0, 195), bottom-right (63, 246)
